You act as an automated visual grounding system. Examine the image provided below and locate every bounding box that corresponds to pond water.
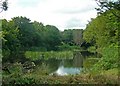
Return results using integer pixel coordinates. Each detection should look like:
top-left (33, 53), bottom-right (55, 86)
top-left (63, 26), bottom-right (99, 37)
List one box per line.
top-left (37, 58), bottom-right (83, 76)
top-left (55, 66), bottom-right (81, 76)
top-left (34, 52), bottom-right (85, 76)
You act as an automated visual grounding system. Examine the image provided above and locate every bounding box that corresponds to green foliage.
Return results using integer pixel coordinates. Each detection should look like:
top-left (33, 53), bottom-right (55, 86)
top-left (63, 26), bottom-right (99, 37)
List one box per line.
top-left (61, 29), bottom-right (83, 46)
top-left (58, 42), bottom-right (80, 51)
top-left (2, 16), bottom-right (69, 62)
top-left (83, 10), bottom-right (119, 49)
top-left (28, 47), bottom-right (47, 51)
top-left (44, 25), bottom-right (61, 50)
top-left (25, 51), bottom-right (73, 61)
top-left (12, 17), bottom-right (38, 49)
top-left (83, 6), bottom-right (119, 80)
top-left (96, 0), bottom-right (120, 19)
top-left (3, 68), bottom-right (119, 84)
top-left (2, 2), bottom-right (119, 83)
top-left (61, 29), bottom-right (73, 45)
top-left (32, 21), bottom-right (45, 47)
top-left (2, 16), bottom-right (82, 63)
top-left (32, 22), bottom-right (62, 51)
top-left (93, 45), bottom-right (118, 71)
top-left (83, 11), bottom-right (119, 75)
top-left (87, 46), bottom-right (96, 53)
top-left (2, 19), bottom-right (23, 62)
top-left (2, 19), bottom-right (21, 51)
top-left (83, 58), bottom-right (100, 69)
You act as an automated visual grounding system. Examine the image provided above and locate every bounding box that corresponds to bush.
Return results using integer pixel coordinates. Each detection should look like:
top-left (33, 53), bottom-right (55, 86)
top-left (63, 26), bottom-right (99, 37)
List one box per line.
top-left (83, 57), bottom-right (99, 72)
top-left (58, 43), bottom-right (80, 51)
top-left (83, 58), bottom-right (100, 68)
top-left (87, 46), bottom-right (96, 53)
top-left (92, 44), bottom-right (118, 71)
top-left (28, 47), bottom-right (47, 52)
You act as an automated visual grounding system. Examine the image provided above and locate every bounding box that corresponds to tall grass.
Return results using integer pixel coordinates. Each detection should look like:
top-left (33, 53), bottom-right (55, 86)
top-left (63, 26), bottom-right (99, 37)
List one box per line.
top-left (25, 51), bottom-right (73, 61)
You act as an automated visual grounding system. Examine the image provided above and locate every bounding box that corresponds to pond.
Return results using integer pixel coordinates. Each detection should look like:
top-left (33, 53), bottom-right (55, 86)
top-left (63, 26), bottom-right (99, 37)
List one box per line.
top-left (25, 51), bottom-right (96, 76)
top-left (32, 52), bottom-right (85, 76)
top-left (53, 65), bottom-right (81, 76)
top-left (42, 58), bottom-right (83, 76)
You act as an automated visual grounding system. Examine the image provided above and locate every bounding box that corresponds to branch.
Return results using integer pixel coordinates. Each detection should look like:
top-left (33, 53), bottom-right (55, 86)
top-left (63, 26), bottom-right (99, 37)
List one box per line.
top-left (95, 0), bottom-right (120, 19)
top-left (0, 7), bottom-right (3, 13)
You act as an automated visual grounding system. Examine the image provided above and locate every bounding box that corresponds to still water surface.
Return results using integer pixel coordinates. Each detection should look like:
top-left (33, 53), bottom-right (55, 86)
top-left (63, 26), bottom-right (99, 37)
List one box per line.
top-left (35, 53), bottom-right (84, 76)
top-left (55, 65), bottom-right (81, 76)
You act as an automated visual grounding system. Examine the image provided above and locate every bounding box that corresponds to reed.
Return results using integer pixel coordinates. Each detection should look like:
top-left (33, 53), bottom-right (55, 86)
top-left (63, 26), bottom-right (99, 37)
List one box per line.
top-left (25, 51), bottom-right (73, 61)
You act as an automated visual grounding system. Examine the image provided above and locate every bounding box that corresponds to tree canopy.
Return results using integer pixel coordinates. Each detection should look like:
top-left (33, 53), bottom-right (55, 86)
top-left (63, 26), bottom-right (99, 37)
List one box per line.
top-left (95, 0), bottom-right (120, 19)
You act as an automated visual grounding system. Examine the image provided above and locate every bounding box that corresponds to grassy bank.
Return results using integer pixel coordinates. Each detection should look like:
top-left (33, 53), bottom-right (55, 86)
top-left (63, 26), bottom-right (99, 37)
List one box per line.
top-left (3, 69), bottom-right (118, 85)
top-left (2, 62), bottom-right (119, 85)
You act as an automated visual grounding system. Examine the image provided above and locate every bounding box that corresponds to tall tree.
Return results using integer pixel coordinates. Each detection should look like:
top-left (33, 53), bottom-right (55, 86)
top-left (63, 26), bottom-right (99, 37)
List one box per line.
top-left (12, 17), bottom-right (37, 49)
top-left (61, 29), bottom-right (73, 45)
top-left (44, 25), bottom-right (61, 50)
top-left (2, 19), bottom-right (21, 62)
top-left (83, 10), bottom-right (119, 53)
top-left (32, 21), bottom-right (45, 47)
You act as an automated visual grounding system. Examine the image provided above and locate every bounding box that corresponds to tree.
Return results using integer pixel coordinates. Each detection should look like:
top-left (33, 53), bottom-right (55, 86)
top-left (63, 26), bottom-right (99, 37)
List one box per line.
top-left (31, 21), bottom-right (46, 49)
top-left (61, 29), bottom-right (74, 45)
top-left (83, 2), bottom-right (119, 71)
top-left (83, 10), bottom-right (119, 53)
top-left (95, 0), bottom-right (120, 19)
top-left (12, 17), bottom-right (37, 50)
top-left (44, 25), bottom-right (61, 50)
top-left (2, 19), bottom-right (22, 62)
top-left (0, 0), bottom-right (8, 13)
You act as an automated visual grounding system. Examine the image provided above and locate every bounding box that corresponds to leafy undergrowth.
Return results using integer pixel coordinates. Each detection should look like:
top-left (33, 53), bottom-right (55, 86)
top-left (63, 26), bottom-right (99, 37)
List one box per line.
top-left (3, 69), bottom-right (119, 85)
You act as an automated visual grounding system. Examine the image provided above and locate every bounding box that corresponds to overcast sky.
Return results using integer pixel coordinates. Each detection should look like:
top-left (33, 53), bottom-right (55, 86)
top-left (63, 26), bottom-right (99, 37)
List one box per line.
top-left (1, 0), bottom-right (99, 31)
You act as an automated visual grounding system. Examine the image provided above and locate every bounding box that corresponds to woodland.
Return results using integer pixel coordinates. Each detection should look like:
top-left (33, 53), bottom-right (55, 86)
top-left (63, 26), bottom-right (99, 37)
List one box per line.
top-left (1, 0), bottom-right (120, 85)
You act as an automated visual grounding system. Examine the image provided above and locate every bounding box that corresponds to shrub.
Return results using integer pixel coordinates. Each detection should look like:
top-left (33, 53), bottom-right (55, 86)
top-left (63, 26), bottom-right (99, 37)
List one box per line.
top-left (83, 57), bottom-right (99, 72)
top-left (92, 44), bottom-right (118, 71)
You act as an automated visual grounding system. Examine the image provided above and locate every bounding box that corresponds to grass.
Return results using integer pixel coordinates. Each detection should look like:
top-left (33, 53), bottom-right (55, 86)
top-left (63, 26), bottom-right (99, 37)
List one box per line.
top-left (25, 51), bottom-right (73, 60)
top-left (3, 70), bottom-right (119, 84)
top-left (2, 62), bottom-right (119, 84)
top-left (83, 57), bottom-right (100, 69)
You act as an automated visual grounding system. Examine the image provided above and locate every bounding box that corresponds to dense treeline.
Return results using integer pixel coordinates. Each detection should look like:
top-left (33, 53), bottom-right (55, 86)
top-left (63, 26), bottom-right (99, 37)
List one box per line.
top-left (84, 10), bottom-right (119, 48)
top-left (2, 17), bottom-right (82, 62)
top-left (2, 17), bottom-right (62, 51)
top-left (79, 1), bottom-right (120, 84)
top-left (83, 4), bottom-right (120, 71)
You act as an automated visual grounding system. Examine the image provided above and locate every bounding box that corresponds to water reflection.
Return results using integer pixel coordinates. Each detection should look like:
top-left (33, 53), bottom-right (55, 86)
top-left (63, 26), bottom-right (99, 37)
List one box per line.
top-left (33, 51), bottom-right (86, 76)
top-left (55, 66), bottom-right (81, 76)
top-left (27, 50), bottom-right (98, 76)
top-left (73, 51), bottom-right (84, 67)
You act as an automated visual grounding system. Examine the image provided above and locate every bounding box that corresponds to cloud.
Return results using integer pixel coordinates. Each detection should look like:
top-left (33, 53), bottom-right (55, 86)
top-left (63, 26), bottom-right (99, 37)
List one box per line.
top-left (54, 0), bottom-right (98, 14)
top-left (65, 18), bottom-right (84, 28)
top-left (55, 8), bottom-right (94, 14)
top-left (1, 0), bottom-right (98, 31)
top-left (16, 0), bottom-right (41, 8)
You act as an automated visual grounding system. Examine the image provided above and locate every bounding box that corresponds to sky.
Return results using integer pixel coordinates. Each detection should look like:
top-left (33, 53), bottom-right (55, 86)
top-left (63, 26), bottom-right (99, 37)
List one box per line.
top-left (1, 0), bottom-right (99, 31)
